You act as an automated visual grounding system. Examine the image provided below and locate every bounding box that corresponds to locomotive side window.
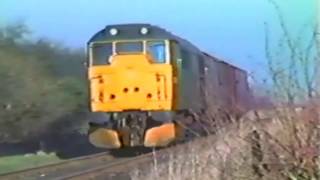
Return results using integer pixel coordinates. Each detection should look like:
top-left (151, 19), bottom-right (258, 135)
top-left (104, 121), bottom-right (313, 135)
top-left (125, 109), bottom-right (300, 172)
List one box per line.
top-left (116, 41), bottom-right (143, 54)
top-left (91, 43), bottom-right (112, 65)
top-left (147, 41), bottom-right (166, 63)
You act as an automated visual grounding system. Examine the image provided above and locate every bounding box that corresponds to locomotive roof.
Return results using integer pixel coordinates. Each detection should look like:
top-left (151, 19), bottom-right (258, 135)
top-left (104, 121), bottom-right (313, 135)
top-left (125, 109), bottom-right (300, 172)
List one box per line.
top-left (88, 23), bottom-right (200, 52)
top-left (87, 23), bottom-right (247, 73)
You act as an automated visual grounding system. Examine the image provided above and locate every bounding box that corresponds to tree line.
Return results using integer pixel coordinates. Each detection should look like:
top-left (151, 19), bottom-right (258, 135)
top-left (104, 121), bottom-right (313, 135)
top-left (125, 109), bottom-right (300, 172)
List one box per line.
top-left (0, 22), bottom-right (89, 144)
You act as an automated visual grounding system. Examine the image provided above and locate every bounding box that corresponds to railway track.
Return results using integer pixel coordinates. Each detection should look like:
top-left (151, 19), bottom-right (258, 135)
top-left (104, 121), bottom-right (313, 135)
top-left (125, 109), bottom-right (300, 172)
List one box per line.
top-left (0, 151), bottom-right (115, 180)
top-left (0, 145), bottom-right (169, 180)
top-left (0, 148), bottom-right (168, 180)
top-left (58, 150), bottom-right (166, 180)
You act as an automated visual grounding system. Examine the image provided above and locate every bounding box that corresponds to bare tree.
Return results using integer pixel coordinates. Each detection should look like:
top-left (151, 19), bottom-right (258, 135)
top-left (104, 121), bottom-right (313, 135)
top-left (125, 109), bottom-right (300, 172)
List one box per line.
top-left (265, 0), bottom-right (320, 105)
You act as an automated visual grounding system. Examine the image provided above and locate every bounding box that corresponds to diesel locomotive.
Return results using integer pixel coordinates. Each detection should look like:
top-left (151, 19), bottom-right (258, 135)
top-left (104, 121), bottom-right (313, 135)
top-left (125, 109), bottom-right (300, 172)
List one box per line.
top-left (85, 23), bottom-right (252, 149)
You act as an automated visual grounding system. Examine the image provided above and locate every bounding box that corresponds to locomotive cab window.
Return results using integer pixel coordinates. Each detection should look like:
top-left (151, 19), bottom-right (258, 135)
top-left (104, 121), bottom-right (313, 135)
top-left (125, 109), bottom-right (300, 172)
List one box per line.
top-left (91, 43), bottom-right (112, 65)
top-left (89, 40), bottom-right (170, 65)
top-left (116, 41), bottom-right (143, 54)
top-left (147, 40), bottom-right (166, 63)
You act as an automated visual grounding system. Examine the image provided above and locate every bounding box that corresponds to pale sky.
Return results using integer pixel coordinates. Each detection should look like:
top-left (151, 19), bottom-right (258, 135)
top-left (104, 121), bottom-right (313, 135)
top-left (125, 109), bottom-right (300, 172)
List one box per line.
top-left (0, 0), bottom-right (317, 80)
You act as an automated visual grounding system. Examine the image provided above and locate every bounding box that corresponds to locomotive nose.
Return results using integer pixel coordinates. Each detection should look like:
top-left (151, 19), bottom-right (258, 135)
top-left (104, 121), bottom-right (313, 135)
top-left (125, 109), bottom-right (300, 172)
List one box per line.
top-left (89, 54), bottom-right (173, 112)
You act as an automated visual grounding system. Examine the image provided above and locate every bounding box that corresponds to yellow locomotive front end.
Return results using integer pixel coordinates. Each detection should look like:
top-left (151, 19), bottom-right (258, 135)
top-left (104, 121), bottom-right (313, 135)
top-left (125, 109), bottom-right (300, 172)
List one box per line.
top-left (87, 35), bottom-right (181, 149)
top-left (89, 41), bottom-right (173, 112)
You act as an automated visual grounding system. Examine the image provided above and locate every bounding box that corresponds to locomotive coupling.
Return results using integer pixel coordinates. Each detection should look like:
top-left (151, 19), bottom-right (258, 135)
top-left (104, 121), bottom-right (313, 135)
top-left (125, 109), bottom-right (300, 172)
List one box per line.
top-left (88, 122), bottom-right (184, 148)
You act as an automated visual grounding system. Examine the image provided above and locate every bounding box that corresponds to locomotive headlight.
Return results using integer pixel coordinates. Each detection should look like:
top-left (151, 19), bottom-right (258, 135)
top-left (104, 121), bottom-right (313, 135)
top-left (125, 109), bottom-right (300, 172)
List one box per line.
top-left (109, 28), bottom-right (118, 36)
top-left (140, 27), bottom-right (149, 35)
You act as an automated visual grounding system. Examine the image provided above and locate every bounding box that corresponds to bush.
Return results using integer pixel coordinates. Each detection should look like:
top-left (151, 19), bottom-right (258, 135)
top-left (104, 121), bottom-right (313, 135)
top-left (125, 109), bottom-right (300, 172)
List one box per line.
top-left (0, 22), bottom-right (87, 143)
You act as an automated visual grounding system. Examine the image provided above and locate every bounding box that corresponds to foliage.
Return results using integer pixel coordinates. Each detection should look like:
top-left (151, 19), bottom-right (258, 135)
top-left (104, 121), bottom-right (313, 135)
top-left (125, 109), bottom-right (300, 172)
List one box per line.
top-left (0, 22), bottom-right (87, 143)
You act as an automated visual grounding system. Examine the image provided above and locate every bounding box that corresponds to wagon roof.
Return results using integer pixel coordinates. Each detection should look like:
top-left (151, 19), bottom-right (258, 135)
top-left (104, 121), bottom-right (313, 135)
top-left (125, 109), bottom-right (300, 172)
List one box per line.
top-left (202, 52), bottom-right (247, 73)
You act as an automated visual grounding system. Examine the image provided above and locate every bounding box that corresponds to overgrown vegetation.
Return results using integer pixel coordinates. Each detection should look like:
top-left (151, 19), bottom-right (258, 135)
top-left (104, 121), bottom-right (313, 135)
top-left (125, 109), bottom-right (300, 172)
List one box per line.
top-left (0, 22), bottom-right (88, 145)
top-left (129, 106), bottom-right (319, 180)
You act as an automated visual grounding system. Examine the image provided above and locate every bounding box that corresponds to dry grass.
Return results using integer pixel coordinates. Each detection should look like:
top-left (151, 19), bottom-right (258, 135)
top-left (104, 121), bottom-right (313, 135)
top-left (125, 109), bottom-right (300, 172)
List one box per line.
top-left (129, 104), bottom-right (320, 180)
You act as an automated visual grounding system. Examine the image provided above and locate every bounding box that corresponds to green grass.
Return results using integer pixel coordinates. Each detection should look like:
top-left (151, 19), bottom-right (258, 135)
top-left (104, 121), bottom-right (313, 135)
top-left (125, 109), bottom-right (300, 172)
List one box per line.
top-left (0, 151), bottom-right (61, 174)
